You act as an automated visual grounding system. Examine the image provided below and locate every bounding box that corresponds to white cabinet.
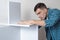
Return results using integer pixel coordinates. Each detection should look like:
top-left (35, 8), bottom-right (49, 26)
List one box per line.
top-left (0, 1), bottom-right (40, 40)
top-left (0, 0), bottom-right (21, 25)
top-left (0, 0), bottom-right (9, 24)
top-left (0, 24), bottom-right (40, 40)
top-left (9, 1), bottom-right (21, 24)
top-left (20, 25), bottom-right (39, 40)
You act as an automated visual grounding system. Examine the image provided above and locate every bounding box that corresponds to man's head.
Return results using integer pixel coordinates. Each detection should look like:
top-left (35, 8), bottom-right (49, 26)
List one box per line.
top-left (34, 3), bottom-right (48, 20)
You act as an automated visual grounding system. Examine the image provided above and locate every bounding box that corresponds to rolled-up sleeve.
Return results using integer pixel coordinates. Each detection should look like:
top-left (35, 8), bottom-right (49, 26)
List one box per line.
top-left (45, 11), bottom-right (60, 27)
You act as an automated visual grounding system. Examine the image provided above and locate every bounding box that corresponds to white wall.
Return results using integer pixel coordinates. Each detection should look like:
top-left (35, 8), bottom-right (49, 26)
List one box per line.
top-left (21, 0), bottom-right (40, 20)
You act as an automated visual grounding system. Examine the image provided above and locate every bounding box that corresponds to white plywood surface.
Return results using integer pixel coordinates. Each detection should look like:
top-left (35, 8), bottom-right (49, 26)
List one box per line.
top-left (0, 24), bottom-right (38, 27)
top-left (20, 25), bottom-right (38, 40)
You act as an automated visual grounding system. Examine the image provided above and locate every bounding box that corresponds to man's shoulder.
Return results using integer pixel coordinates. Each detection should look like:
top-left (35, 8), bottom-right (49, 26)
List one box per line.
top-left (48, 8), bottom-right (60, 14)
top-left (48, 8), bottom-right (60, 17)
top-left (50, 8), bottom-right (60, 12)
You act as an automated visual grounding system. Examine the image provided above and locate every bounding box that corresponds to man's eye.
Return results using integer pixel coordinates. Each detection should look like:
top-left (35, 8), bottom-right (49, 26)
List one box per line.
top-left (37, 13), bottom-right (40, 15)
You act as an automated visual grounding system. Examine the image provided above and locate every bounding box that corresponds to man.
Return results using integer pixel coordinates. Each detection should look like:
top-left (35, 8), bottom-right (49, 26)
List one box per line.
top-left (18, 3), bottom-right (60, 40)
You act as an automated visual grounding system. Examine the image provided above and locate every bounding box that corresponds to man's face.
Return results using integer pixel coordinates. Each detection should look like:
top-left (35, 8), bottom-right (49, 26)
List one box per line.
top-left (35, 8), bottom-right (47, 20)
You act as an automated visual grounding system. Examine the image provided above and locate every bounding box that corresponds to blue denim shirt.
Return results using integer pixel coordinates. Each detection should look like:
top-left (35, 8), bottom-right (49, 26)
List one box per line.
top-left (45, 8), bottom-right (60, 40)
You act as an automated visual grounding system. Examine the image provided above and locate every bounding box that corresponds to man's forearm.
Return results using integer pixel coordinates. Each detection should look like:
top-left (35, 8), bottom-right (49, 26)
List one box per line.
top-left (33, 20), bottom-right (46, 27)
top-left (17, 20), bottom-right (46, 27)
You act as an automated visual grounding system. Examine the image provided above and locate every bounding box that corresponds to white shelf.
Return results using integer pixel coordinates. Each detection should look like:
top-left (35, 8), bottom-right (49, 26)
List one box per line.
top-left (0, 1), bottom-right (21, 25)
top-left (0, 24), bottom-right (33, 27)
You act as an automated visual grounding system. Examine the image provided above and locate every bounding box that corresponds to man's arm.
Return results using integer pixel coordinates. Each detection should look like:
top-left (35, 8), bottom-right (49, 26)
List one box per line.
top-left (44, 11), bottom-right (60, 27)
top-left (33, 20), bottom-right (46, 27)
top-left (17, 20), bottom-right (46, 27)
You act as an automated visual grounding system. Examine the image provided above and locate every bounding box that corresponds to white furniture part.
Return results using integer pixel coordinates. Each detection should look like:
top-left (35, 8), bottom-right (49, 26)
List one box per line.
top-left (0, 0), bottom-right (20, 25)
top-left (0, 1), bottom-right (41, 40)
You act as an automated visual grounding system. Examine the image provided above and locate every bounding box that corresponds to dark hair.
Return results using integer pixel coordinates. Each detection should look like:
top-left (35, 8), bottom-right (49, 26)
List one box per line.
top-left (34, 3), bottom-right (47, 12)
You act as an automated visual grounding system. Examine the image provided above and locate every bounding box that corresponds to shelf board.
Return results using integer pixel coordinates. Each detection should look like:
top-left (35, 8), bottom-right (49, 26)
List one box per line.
top-left (0, 24), bottom-right (32, 27)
